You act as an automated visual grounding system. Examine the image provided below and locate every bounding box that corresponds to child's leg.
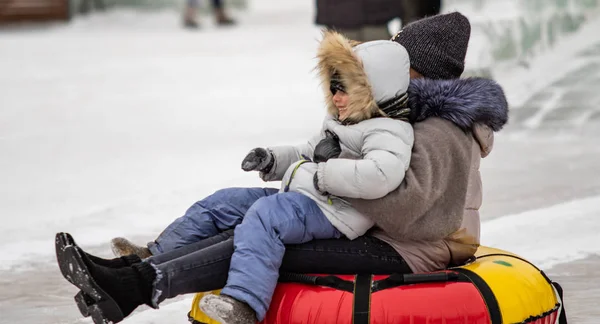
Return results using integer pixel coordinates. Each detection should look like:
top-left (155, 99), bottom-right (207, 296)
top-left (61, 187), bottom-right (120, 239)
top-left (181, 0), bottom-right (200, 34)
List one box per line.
top-left (149, 187), bottom-right (278, 255)
top-left (221, 192), bottom-right (341, 321)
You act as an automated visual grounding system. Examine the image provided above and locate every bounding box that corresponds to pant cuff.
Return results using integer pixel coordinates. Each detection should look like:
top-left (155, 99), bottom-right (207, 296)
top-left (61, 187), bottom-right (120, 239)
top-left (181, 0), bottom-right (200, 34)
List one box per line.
top-left (221, 286), bottom-right (267, 321)
top-left (147, 262), bottom-right (164, 308)
top-left (147, 241), bottom-right (162, 255)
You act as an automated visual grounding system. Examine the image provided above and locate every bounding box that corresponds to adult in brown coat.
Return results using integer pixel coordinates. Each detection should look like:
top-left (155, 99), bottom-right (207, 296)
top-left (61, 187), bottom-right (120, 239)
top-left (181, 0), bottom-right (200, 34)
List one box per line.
top-left (53, 12), bottom-right (509, 324)
top-left (346, 11), bottom-right (508, 272)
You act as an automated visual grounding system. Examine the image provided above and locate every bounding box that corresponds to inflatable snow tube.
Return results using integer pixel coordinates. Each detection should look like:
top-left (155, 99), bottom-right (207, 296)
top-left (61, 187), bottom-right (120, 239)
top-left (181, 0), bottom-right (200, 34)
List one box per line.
top-left (188, 246), bottom-right (567, 324)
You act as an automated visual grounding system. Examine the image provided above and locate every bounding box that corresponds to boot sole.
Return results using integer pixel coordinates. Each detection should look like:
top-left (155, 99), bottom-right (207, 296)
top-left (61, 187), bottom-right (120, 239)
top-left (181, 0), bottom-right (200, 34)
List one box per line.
top-left (55, 232), bottom-right (76, 285)
top-left (55, 233), bottom-right (94, 317)
top-left (57, 245), bottom-right (125, 323)
top-left (75, 290), bottom-right (94, 317)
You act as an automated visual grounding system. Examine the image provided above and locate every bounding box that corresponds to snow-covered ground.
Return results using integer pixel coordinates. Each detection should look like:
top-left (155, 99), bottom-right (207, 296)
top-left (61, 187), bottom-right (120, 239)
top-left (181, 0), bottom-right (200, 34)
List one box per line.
top-left (1, 1), bottom-right (600, 323)
top-left (0, 1), bottom-right (323, 272)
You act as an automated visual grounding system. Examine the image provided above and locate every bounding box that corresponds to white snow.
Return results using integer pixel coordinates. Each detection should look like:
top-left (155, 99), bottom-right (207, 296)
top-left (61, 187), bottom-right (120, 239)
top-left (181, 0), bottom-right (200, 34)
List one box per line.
top-left (482, 195), bottom-right (600, 269)
top-left (0, 2), bottom-right (325, 271)
top-left (126, 298), bottom-right (195, 324)
top-left (444, 0), bottom-right (521, 22)
top-left (2, 0), bottom-right (598, 272)
top-left (1, 0), bottom-right (600, 322)
top-left (494, 16), bottom-right (600, 108)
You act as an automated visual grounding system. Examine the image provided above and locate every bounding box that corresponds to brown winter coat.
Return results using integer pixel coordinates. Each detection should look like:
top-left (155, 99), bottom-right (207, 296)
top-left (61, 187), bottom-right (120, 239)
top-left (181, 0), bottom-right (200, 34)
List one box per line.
top-left (364, 120), bottom-right (493, 272)
top-left (346, 77), bottom-right (508, 272)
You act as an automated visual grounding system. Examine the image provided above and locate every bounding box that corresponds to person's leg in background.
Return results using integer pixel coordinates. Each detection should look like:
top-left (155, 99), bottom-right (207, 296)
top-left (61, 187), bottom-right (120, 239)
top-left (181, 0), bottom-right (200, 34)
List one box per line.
top-left (183, 0), bottom-right (200, 28)
top-left (212, 0), bottom-right (236, 26)
top-left (79, 0), bottom-right (106, 14)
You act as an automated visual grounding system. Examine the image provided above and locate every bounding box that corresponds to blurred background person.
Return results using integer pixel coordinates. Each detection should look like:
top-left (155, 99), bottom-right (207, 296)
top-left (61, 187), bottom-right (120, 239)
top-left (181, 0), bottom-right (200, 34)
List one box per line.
top-left (183, 0), bottom-right (236, 29)
top-left (314, 0), bottom-right (443, 41)
top-left (400, 0), bottom-right (442, 26)
top-left (78, 0), bottom-right (106, 15)
top-left (314, 0), bottom-right (403, 41)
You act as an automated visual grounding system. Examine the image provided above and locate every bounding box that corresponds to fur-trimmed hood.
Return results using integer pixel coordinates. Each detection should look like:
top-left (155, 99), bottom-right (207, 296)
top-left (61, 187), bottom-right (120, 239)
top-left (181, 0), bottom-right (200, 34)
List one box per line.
top-left (316, 30), bottom-right (410, 123)
top-left (408, 77), bottom-right (509, 132)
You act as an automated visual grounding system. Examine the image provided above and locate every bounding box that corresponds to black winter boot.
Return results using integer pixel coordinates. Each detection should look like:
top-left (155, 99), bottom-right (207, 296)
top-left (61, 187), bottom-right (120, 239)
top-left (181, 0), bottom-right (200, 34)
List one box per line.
top-left (56, 233), bottom-right (142, 269)
top-left (55, 232), bottom-right (143, 318)
top-left (57, 245), bottom-right (156, 324)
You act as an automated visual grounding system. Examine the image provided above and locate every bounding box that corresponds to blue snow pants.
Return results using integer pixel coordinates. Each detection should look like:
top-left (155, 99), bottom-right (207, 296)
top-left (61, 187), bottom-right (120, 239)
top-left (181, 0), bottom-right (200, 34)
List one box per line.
top-left (148, 187), bottom-right (342, 320)
top-left (148, 187), bottom-right (279, 255)
top-left (221, 191), bottom-right (342, 321)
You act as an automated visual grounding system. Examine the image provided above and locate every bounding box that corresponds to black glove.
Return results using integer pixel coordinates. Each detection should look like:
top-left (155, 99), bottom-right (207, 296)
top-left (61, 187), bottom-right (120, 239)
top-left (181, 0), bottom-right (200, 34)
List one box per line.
top-left (313, 130), bottom-right (341, 163)
top-left (241, 148), bottom-right (274, 173)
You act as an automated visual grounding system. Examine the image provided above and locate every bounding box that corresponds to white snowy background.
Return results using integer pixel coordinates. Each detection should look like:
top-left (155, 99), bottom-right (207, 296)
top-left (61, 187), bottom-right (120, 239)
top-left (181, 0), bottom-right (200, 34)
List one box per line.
top-left (1, 0), bottom-right (600, 323)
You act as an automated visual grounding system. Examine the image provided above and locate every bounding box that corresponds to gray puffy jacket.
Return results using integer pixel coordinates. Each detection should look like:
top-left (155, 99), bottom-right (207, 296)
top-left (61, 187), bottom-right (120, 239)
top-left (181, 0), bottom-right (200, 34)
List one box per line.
top-left (261, 115), bottom-right (413, 239)
top-left (260, 32), bottom-right (414, 239)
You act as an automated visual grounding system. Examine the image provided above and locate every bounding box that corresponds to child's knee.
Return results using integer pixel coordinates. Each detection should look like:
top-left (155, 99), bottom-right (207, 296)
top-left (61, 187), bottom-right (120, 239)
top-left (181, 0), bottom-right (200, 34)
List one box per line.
top-left (245, 195), bottom-right (285, 224)
top-left (188, 187), bottom-right (251, 212)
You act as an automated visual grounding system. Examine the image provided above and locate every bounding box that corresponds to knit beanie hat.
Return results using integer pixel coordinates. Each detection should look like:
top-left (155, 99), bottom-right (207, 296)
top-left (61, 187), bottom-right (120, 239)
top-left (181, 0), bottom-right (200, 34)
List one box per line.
top-left (391, 12), bottom-right (471, 80)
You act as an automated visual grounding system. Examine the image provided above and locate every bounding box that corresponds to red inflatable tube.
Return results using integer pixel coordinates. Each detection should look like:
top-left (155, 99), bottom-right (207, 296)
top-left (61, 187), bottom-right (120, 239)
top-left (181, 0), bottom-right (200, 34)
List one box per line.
top-left (262, 274), bottom-right (490, 324)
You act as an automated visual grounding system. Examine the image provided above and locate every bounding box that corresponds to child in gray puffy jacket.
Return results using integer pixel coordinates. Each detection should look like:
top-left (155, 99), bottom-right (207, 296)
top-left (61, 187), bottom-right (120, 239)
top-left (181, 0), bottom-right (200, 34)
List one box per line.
top-left (199, 30), bottom-right (414, 324)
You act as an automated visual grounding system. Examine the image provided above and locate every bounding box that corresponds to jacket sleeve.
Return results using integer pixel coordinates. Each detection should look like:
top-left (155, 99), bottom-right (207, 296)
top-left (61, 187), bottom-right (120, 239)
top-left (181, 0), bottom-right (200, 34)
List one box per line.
top-left (260, 134), bottom-right (322, 181)
top-left (317, 123), bottom-right (414, 199)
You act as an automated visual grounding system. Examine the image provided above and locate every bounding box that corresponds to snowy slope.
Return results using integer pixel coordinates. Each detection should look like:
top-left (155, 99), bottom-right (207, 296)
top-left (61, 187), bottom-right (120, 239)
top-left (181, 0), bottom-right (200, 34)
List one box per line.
top-left (0, 2), bottom-right (325, 271)
top-left (1, 1), bottom-right (600, 323)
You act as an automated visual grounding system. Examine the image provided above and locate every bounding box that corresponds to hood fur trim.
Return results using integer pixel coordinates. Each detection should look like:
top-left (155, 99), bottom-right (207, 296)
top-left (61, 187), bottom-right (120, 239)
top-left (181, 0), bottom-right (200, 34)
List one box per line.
top-left (408, 77), bottom-right (509, 131)
top-left (316, 30), bottom-right (381, 123)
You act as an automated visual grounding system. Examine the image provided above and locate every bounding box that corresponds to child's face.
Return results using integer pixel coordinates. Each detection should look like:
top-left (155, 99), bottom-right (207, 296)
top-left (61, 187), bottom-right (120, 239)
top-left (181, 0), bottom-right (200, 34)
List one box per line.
top-left (332, 90), bottom-right (350, 121)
